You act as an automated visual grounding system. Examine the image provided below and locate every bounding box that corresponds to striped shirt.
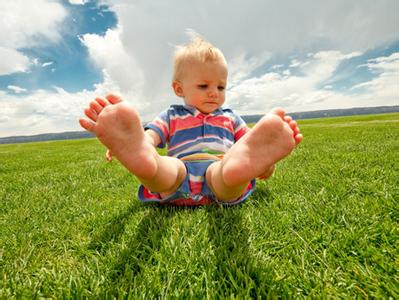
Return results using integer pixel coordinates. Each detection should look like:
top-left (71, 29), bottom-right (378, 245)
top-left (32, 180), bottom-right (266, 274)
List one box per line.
top-left (145, 105), bottom-right (250, 158)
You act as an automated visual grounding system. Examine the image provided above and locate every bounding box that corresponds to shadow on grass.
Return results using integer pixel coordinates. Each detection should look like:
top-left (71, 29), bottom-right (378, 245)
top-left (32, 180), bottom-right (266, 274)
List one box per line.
top-left (207, 206), bottom-right (263, 297)
top-left (87, 204), bottom-right (145, 254)
top-left (102, 204), bottom-right (254, 296)
top-left (89, 187), bottom-right (276, 296)
top-left (104, 205), bottom-right (182, 285)
top-left (88, 202), bottom-right (200, 294)
top-left (206, 187), bottom-right (278, 297)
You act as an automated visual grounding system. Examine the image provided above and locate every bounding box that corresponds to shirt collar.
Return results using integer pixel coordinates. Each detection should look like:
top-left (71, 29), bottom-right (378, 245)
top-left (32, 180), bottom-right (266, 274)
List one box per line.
top-left (182, 105), bottom-right (224, 117)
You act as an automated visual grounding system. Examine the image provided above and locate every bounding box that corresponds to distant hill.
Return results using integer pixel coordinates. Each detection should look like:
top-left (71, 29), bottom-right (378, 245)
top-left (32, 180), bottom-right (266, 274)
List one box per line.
top-left (0, 131), bottom-right (94, 145)
top-left (241, 105), bottom-right (399, 123)
top-left (1, 105), bottom-right (398, 145)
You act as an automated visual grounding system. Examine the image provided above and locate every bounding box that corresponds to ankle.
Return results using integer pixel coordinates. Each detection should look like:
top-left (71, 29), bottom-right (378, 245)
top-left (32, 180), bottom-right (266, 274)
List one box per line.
top-left (207, 162), bottom-right (248, 200)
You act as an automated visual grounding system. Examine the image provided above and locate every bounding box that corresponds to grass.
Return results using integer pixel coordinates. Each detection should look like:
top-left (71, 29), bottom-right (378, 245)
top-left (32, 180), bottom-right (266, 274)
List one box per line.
top-left (1, 113), bottom-right (398, 298)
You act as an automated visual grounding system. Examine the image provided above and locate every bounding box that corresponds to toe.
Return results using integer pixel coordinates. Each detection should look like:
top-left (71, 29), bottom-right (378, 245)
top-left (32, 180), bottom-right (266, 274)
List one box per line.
top-left (284, 115), bottom-right (293, 123)
top-left (90, 101), bottom-right (103, 114)
top-left (79, 118), bottom-right (95, 133)
top-left (294, 133), bottom-right (303, 145)
top-left (85, 107), bottom-right (98, 121)
top-left (289, 120), bottom-right (298, 131)
top-left (269, 107), bottom-right (286, 119)
top-left (95, 97), bottom-right (108, 107)
top-left (105, 93), bottom-right (123, 104)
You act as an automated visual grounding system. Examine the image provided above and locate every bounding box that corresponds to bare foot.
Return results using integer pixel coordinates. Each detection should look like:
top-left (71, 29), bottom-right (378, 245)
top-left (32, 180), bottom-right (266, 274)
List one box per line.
top-left (221, 108), bottom-right (302, 186)
top-left (79, 94), bottom-right (158, 179)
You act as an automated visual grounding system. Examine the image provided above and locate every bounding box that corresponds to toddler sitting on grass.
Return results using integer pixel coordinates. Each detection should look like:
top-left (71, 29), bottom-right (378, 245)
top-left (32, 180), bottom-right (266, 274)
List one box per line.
top-left (79, 36), bottom-right (302, 206)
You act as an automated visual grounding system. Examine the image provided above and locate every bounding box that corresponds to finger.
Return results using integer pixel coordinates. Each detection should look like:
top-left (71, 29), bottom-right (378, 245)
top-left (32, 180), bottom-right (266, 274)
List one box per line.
top-left (84, 107), bottom-right (98, 122)
top-left (90, 101), bottom-right (103, 114)
top-left (105, 93), bottom-right (123, 104)
top-left (79, 118), bottom-right (96, 133)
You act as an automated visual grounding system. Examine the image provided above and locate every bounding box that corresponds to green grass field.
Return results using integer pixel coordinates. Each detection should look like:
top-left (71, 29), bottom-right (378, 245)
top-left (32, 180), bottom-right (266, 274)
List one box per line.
top-left (1, 113), bottom-right (398, 298)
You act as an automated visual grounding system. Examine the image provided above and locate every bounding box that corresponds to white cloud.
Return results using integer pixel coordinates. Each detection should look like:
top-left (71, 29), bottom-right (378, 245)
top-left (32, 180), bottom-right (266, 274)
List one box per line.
top-left (3, 50), bottom-right (398, 137)
top-left (89, 0), bottom-right (399, 119)
top-left (79, 27), bottom-right (159, 113)
top-left (42, 61), bottom-right (54, 68)
top-left (366, 52), bottom-right (399, 72)
top-left (0, 68), bottom-right (129, 137)
top-left (302, 51), bottom-right (362, 83)
top-left (80, 28), bottom-right (144, 92)
top-left (1, 0), bottom-right (399, 137)
top-left (228, 51), bottom-right (399, 115)
top-left (350, 52), bottom-right (399, 101)
top-left (68, 0), bottom-right (88, 5)
top-left (0, 87), bottom-right (99, 137)
top-left (7, 85), bottom-right (27, 94)
top-left (0, 0), bottom-right (67, 76)
top-left (101, 0), bottom-right (399, 54)
top-left (228, 52), bottom-right (272, 85)
top-left (0, 0), bottom-right (67, 48)
top-left (0, 47), bottom-right (30, 75)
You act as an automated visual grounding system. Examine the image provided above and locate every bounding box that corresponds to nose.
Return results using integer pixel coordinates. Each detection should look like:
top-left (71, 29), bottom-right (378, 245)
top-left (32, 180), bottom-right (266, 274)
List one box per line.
top-left (208, 87), bottom-right (218, 98)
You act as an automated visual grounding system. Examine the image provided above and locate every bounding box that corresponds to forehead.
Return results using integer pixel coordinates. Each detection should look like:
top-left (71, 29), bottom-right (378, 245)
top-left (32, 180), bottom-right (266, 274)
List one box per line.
top-left (185, 60), bottom-right (228, 81)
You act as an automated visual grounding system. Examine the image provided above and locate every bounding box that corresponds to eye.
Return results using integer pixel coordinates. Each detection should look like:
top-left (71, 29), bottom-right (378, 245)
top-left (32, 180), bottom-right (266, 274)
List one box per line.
top-left (218, 86), bottom-right (225, 91)
top-left (198, 84), bottom-right (208, 89)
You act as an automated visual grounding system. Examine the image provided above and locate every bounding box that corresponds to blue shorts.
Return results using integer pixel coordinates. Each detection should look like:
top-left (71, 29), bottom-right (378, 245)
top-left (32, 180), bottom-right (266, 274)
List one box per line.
top-left (138, 158), bottom-right (256, 206)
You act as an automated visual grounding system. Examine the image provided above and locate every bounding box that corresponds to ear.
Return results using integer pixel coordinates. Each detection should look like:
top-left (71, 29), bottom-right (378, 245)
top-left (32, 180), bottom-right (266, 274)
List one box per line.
top-left (172, 80), bottom-right (184, 97)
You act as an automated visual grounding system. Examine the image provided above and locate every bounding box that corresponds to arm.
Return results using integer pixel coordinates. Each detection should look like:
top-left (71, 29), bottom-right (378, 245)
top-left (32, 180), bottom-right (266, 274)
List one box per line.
top-left (144, 128), bottom-right (162, 147)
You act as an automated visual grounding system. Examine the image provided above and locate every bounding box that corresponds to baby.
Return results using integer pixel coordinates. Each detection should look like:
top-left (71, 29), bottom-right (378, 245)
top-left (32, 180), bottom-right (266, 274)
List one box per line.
top-left (79, 37), bottom-right (302, 206)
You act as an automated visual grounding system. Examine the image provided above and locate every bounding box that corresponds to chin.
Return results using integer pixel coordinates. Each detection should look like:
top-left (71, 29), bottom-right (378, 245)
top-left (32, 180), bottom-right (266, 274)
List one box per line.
top-left (204, 106), bottom-right (218, 113)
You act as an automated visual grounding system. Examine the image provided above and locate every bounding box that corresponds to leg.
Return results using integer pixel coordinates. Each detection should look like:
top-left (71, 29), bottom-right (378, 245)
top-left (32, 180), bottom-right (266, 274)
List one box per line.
top-left (79, 94), bottom-right (186, 193)
top-left (206, 108), bottom-right (302, 201)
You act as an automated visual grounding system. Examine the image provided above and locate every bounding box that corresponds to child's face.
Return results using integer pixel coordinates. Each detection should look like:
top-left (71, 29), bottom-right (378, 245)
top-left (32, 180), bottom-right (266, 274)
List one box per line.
top-left (173, 60), bottom-right (227, 114)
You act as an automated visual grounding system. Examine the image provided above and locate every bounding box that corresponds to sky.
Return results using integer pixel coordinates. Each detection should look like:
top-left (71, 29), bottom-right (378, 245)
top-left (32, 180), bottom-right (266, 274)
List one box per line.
top-left (1, 0), bottom-right (399, 137)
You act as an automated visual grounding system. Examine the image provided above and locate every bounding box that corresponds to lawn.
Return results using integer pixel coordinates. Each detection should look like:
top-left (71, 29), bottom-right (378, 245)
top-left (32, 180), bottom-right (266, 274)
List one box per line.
top-left (1, 113), bottom-right (398, 298)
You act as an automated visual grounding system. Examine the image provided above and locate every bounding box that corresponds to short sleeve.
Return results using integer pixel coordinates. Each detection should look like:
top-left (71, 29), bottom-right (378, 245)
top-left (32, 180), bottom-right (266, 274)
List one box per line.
top-left (144, 109), bottom-right (170, 148)
top-left (233, 113), bottom-right (250, 142)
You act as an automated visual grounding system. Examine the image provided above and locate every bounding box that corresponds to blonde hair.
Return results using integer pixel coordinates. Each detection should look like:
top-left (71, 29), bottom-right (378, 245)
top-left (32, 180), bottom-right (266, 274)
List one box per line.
top-left (173, 35), bottom-right (227, 81)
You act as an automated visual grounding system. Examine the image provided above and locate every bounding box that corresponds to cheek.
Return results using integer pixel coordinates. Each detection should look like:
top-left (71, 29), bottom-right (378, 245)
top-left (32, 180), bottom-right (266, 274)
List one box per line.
top-left (196, 90), bottom-right (207, 98)
top-left (191, 91), bottom-right (202, 99)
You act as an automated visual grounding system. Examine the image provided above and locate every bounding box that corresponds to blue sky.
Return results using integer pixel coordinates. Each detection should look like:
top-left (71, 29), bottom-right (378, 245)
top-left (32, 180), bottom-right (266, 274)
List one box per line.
top-left (1, 0), bottom-right (399, 137)
top-left (0, 1), bottom-right (117, 93)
